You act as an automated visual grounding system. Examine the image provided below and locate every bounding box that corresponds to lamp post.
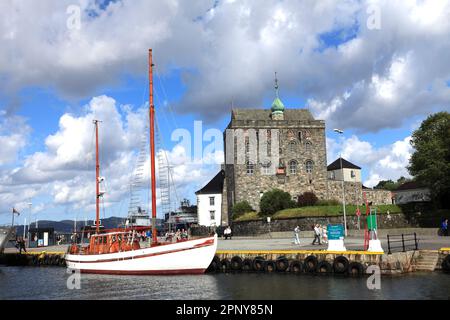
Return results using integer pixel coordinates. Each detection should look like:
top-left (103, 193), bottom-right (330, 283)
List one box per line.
top-left (333, 129), bottom-right (347, 237)
top-left (27, 202), bottom-right (32, 247)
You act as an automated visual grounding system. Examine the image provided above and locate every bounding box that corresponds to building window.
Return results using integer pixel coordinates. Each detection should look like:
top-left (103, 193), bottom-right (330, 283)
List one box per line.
top-left (261, 161), bottom-right (272, 175)
top-left (289, 160), bottom-right (298, 174)
top-left (298, 131), bottom-right (302, 142)
top-left (288, 141), bottom-right (297, 153)
top-left (330, 171), bottom-right (335, 180)
top-left (351, 170), bottom-right (355, 178)
top-left (209, 196), bottom-right (215, 206)
top-left (305, 160), bottom-right (314, 173)
top-left (305, 141), bottom-right (312, 152)
top-left (210, 211), bottom-right (215, 220)
top-left (246, 162), bottom-right (255, 175)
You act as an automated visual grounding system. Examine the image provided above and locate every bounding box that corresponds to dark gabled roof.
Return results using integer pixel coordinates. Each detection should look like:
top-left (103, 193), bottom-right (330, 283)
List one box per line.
top-left (195, 170), bottom-right (225, 195)
top-left (395, 181), bottom-right (426, 191)
top-left (231, 109), bottom-right (315, 121)
top-left (327, 158), bottom-right (361, 171)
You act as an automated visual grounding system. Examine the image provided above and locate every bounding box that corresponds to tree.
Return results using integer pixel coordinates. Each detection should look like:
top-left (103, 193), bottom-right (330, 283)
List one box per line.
top-left (231, 201), bottom-right (254, 220)
top-left (374, 177), bottom-right (411, 190)
top-left (408, 112), bottom-right (450, 208)
top-left (260, 189), bottom-right (296, 216)
top-left (297, 192), bottom-right (318, 207)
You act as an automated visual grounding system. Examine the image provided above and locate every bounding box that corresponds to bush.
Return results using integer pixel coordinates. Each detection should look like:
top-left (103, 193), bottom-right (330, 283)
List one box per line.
top-left (316, 199), bottom-right (341, 206)
top-left (260, 189), bottom-right (296, 216)
top-left (232, 201), bottom-right (254, 219)
top-left (297, 192), bottom-right (318, 207)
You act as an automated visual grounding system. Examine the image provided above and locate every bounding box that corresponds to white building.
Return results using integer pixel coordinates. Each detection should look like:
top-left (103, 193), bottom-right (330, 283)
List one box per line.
top-left (393, 181), bottom-right (431, 204)
top-left (195, 170), bottom-right (224, 227)
top-left (327, 157), bottom-right (362, 182)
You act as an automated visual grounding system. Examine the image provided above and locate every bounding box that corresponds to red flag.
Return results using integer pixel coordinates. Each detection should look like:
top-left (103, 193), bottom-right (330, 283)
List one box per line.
top-left (12, 208), bottom-right (20, 215)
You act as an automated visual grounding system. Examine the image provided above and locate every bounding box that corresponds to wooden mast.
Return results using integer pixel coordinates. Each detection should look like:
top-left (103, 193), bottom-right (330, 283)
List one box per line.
top-left (149, 49), bottom-right (158, 244)
top-left (93, 119), bottom-right (100, 234)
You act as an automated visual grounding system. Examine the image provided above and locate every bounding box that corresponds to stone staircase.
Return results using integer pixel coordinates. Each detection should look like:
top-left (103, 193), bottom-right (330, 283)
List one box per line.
top-left (415, 250), bottom-right (439, 271)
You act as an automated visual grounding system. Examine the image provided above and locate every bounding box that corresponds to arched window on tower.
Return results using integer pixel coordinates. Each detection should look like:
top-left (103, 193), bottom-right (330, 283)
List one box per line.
top-left (305, 160), bottom-right (314, 174)
top-left (289, 160), bottom-right (298, 174)
top-left (305, 141), bottom-right (312, 152)
top-left (246, 161), bottom-right (255, 175)
top-left (288, 141), bottom-right (297, 153)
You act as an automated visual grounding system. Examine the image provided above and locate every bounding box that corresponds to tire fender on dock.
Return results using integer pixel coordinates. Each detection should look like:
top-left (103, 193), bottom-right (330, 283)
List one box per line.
top-left (333, 256), bottom-right (349, 274)
top-left (348, 262), bottom-right (364, 276)
top-left (242, 258), bottom-right (253, 272)
top-left (275, 256), bottom-right (289, 272)
top-left (304, 255), bottom-right (318, 273)
top-left (265, 260), bottom-right (276, 273)
top-left (289, 260), bottom-right (303, 273)
top-left (231, 256), bottom-right (243, 271)
top-left (220, 258), bottom-right (231, 272)
top-left (317, 261), bottom-right (333, 274)
top-left (252, 256), bottom-right (266, 272)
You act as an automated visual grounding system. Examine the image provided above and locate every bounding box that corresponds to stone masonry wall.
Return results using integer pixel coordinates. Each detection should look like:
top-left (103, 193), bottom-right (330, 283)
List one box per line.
top-left (227, 121), bottom-right (328, 215)
top-left (326, 180), bottom-right (363, 205)
top-left (230, 213), bottom-right (418, 236)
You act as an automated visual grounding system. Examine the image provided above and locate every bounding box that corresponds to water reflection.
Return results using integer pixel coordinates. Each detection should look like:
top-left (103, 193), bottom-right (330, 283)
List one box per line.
top-left (0, 267), bottom-right (449, 300)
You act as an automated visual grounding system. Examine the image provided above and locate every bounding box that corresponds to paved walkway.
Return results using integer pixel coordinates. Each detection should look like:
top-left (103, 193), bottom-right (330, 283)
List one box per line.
top-left (3, 232), bottom-right (449, 254)
top-left (218, 235), bottom-right (450, 251)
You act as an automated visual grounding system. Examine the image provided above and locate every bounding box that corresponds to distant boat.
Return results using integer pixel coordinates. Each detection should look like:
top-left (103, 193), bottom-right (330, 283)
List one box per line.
top-left (65, 49), bottom-right (217, 275)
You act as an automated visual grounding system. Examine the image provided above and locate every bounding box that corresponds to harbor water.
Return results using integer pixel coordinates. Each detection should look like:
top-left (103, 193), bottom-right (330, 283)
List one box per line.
top-left (1, 266), bottom-right (449, 300)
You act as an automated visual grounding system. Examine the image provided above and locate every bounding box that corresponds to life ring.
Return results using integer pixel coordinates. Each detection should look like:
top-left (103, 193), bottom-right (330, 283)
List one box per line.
top-left (252, 256), bottom-right (266, 272)
top-left (275, 256), bottom-right (289, 272)
top-left (317, 261), bottom-right (333, 274)
top-left (265, 260), bottom-right (277, 273)
top-left (206, 260), bottom-right (218, 273)
top-left (53, 255), bottom-right (61, 266)
top-left (348, 262), bottom-right (365, 276)
top-left (304, 255), bottom-right (319, 273)
top-left (442, 255), bottom-right (450, 273)
top-left (242, 258), bottom-right (253, 272)
top-left (231, 256), bottom-right (243, 271)
top-left (289, 260), bottom-right (303, 273)
top-left (333, 256), bottom-right (349, 274)
top-left (220, 258), bottom-right (231, 272)
top-left (32, 255), bottom-right (39, 266)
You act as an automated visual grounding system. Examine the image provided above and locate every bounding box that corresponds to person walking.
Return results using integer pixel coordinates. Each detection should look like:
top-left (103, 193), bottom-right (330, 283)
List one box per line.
top-left (293, 226), bottom-right (300, 245)
top-left (441, 218), bottom-right (448, 236)
top-left (312, 224), bottom-right (321, 245)
top-left (322, 225), bottom-right (328, 244)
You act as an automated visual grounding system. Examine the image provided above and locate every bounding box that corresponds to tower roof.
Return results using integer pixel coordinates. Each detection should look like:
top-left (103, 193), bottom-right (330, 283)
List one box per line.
top-left (327, 158), bottom-right (361, 171)
top-left (195, 170), bottom-right (225, 195)
top-left (271, 72), bottom-right (285, 114)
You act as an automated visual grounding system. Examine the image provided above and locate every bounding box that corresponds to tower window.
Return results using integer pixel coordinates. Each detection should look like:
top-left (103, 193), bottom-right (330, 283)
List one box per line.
top-left (289, 160), bottom-right (298, 174)
top-left (305, 141), bottom-right (312, 152)
top-left (305, 160), bottom-right (314, 174)
top-left (288, 141), bottom-right (297, 153)
top-left (246, 162), bottom-right (255, 175)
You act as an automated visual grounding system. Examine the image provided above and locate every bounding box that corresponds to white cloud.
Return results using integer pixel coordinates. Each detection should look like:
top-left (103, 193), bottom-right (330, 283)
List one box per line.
top-left (2, 1), bottom-right (449, 130)
top-left (327, 134), bottom-right (414, 187)
top-left (0, 94), bottom-right (222, 220)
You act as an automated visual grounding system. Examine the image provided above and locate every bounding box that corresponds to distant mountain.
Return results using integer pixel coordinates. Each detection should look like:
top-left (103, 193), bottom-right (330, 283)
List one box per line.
top-left (14, 216), bottom-right (127, 234)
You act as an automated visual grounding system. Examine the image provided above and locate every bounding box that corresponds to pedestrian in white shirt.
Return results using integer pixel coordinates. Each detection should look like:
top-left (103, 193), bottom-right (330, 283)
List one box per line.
top-left (312, 224), bottom-right (321, 245)
top-left (293, 226), bottom-right (300, 245)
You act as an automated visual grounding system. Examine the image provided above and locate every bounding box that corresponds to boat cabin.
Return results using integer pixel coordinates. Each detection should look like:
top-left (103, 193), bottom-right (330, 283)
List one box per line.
top-left (69, 230), bottom-right (143, 255)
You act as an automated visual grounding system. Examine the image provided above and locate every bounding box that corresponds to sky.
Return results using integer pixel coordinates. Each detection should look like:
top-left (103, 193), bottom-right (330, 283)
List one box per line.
top-left (1, 0), bottom-right (450, 224)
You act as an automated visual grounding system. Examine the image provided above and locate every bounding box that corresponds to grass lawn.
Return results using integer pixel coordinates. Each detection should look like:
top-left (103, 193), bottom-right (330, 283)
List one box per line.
top-left (233, 204), bottom-right (402, 221)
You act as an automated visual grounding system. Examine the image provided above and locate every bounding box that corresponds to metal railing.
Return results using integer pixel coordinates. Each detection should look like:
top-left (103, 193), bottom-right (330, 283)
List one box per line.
top-left (387, 233), bottom-right (419, 254)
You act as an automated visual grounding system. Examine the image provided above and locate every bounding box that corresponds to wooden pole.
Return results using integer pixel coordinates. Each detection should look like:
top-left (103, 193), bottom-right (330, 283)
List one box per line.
top-left (94, 120), bottom-right (100, 234)
top-left (149, 49), bottom-right (158, 245)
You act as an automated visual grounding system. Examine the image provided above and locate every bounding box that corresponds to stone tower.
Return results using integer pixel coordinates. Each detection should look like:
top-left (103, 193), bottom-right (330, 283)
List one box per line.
top-left (222, 77), bottom-right (328, 221)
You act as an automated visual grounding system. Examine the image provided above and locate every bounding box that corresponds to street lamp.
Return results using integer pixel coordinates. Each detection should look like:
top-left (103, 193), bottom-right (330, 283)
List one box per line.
top-left (333, 129), bottom-right (347, 237)
top-left (27, 202), bottom-right (32, 247)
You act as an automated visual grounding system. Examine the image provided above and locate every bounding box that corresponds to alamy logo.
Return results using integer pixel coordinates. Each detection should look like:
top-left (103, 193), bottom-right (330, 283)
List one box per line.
top-left (366, 265), bottom-right (381, 290)
top-left (66, 268), bottom-right (81, 290)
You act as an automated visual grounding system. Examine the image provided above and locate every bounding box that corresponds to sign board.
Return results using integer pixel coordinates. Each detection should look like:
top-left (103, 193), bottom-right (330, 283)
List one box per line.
top-left (367, 215), bottom-right (377, 230)
top-left (327, 224), bottom-right (344, 240)
top-left (37, 239), bottom-right (44, 247)
top-left (267, 217), bottom-right (271, 223)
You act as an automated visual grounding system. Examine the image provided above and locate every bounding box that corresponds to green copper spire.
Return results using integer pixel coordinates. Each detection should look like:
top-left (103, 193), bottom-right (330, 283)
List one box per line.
top-left (271, 72), bottom-right (285, 114)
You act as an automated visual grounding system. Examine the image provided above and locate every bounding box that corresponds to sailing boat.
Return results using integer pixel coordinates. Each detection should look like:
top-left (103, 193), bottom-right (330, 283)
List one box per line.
top-left (65, 49), bottom-right (217, 275)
